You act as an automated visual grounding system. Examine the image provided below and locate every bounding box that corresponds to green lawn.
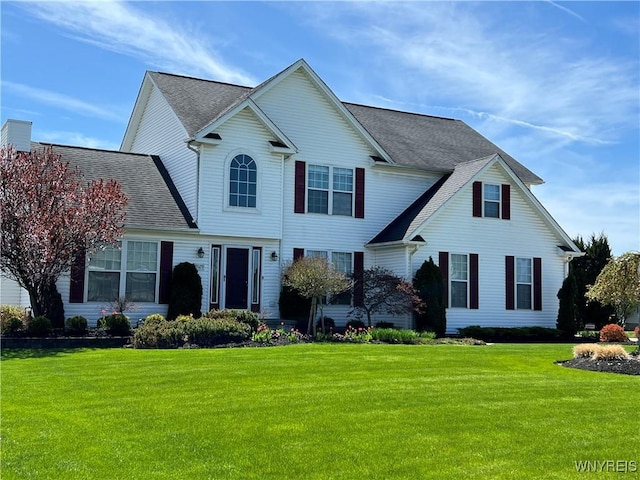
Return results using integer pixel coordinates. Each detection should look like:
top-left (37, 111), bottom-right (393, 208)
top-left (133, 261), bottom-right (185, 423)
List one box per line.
top-left (1, 344), bottom-right (638, 479)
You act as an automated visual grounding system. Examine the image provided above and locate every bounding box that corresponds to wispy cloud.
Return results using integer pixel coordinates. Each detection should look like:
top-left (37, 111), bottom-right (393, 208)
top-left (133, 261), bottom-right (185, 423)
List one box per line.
top-left (2, 81), bottom-right (124, 122)
top-left (20, 0), bottom-right (255, 85)
top-left (544, 1), bottom-right (586, 22)
top-left (307, 2), bottom-right (638, 147)
top-left (37, 130), bottom-right (120, 151)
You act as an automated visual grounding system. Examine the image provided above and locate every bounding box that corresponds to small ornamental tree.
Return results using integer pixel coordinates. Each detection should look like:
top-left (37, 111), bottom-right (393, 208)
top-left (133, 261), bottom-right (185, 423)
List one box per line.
top-left (413, 257), bottom-right (446, 336)
top-left (167, 262), bottom-right (203, 320)
top-left (350, 266), bottom-right (422, 327)
top-left (0, 145), bottom-right (127, 319)
top-left (556, 271), bottom-right (578, 336)
top-left (587, 251), bottom-right (640, 325)
top-left (281, 256), bottom-right (351, 335)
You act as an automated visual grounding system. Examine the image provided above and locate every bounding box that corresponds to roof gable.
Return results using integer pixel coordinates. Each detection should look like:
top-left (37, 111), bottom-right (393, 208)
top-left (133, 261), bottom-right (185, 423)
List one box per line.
top-left (32, 142), bottom-right (196, 231)
top-left (127, 60), bottom-right (542, 184)
top-left (369, 154), bottom-right (578, 251)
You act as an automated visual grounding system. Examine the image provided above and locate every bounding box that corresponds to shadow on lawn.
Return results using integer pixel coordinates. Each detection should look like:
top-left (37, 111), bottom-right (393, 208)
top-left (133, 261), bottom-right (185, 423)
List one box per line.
top-left (0, 348), bottom-right (95, 361)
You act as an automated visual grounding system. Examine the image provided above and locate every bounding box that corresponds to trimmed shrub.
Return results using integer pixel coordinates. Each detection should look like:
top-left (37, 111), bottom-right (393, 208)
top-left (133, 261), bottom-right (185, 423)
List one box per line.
top-left (99, 313), bottom-right (131, 336)
top-left (25, 316), bottom-right (53, 337)
top-left (1, 305), bottom-right (25, 335)
top-left (371, 328), bottom-right (416, 344)
top-left (132, 318), bottom-right (186, 349)
top-left (1, 305), bottom-right (25, 323)
top-left (573, 344), bottom-right (599, 358)
top-left (186, 317), bottom-right (251, 346)
top-left (1, 316), bottom-right (24, 336)
top-left (316, 317), bottom-right (335, 334)
top-left (167, 262), bottom-right (203, 320)
top-left (65, 316), bottom-right (88, 336)
top-left (202, 309), bottom-right (260, 331)
top-left (457, 326), bottom-right (567, 342)
top-left (278, 285), bottom-right (311, 321)
top-left (592, 345), bottom-right (629, 361)
top-left (143, 313), bottom-right (167, 326)
top-left (599, 323), bottom-right (628, 343)
top-left (374, 321), bottom-right (395, 329)
top-left (413, 257), bottom-right (446, 336)
top-left (346, 319), bottom-right (366, 330)
top-left (556, 272), bottom-right (578, 335)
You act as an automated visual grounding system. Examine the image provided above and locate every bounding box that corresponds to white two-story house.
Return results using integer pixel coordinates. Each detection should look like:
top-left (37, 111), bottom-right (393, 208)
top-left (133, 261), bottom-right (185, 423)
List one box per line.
top-left (1, 59), bottom-right (582, 331)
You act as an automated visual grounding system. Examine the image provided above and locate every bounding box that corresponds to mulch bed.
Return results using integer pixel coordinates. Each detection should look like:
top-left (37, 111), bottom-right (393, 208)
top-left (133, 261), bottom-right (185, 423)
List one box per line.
top-left (557, 354), bottom-right (640, 376)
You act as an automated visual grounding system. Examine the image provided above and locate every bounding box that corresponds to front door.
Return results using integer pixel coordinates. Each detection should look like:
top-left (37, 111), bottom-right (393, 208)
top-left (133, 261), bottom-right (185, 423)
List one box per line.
top-left (225, 248), bottom-right (249, 309)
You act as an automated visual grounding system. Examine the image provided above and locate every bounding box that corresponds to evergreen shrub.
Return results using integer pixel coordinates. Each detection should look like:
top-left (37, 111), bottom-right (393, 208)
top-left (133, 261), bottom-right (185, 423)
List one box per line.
top-left (167, 262), bottom-right (203, 320)
top-left (65, 316), bottom-right (88, 336)
top-left (26, 316), bottom-right (53, 337)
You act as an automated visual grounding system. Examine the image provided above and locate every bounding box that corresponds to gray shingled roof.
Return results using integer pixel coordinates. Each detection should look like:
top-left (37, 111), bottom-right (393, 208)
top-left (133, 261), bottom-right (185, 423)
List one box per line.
top-left (148, 70), bottom-right (542, 185)
top-left (32, 142), bottom-right (196, 231)
top-left (369, 155), bottom-right (496, 245)
top-left (148, 71), bottom-right (251, 137)
top-left (344, 103), bottom-right (542, 185)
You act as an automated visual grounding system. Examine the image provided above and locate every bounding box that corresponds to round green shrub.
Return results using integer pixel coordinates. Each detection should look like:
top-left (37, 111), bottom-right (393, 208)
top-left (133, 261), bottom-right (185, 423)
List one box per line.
top-left (316, 317), bottom-right (335, 334)
top-left (26, 316), bottom-right (53, 337)
top-left (65, 315), bottom-right (88, 336)
top-left (1, 316), bottom-right (24, 336)
top-left (143, 313), bottom-right (166, 326)
top-left (346, 319), bottom-right (366, 330)
top-left (132, 318), bottom-right (185, 348)
top-left (99, 313), bottom-right (131, 336)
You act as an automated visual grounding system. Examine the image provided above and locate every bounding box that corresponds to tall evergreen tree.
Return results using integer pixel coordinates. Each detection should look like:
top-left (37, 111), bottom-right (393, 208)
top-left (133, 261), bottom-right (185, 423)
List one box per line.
top-left (556, 271), bottom-right (578, 335)
top-left (570, 233), bottom-right (613, 329)
top-left (413, 257), bottom-right (446, 336)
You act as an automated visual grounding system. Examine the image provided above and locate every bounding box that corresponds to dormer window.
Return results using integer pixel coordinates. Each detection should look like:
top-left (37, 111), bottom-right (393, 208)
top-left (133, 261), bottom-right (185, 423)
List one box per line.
top-left (229, 154), bottom-right (257, 208)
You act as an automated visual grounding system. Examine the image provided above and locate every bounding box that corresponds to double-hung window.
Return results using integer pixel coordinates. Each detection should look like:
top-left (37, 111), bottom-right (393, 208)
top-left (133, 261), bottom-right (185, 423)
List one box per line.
top-left (331, 251), bottom-right (353, 305)
top-left (87, 241), bottom-right (159, 303)
top-left (516, 258), bottom-right (532, 309)
top-left (450, 254), bottom-right (468, 308)
top-left (307, 165), bottom-right (353, 216)
top-left (87, 243), bottom-right (122, 302)
top-left (483, 184), bottom-right (500, 218)
top-left (125, 242), bottom-right (158, 302)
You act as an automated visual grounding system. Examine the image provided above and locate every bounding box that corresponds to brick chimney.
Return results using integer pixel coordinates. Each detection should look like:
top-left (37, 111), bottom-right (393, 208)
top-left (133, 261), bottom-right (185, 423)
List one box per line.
top-left (1, 119), bottom-right (32, 152)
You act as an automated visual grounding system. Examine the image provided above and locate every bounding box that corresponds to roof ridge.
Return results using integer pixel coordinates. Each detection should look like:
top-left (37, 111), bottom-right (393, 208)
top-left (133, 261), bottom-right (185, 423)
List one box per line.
top-left (150, 70), bottom-right (252, 90)
top-left (34, 141), bottom-right (151, 157)
top-left (344, 102), bottom-right (459, 122)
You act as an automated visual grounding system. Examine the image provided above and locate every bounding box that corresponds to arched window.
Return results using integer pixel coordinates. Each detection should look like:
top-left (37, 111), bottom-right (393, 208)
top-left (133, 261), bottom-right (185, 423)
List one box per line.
top-left (229, 154), bottom-right (257, 208)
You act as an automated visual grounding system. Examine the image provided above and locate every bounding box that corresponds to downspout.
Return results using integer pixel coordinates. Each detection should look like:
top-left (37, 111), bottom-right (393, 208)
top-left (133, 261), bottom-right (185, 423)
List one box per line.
top-left (187, 140), bottom-right (200, 225)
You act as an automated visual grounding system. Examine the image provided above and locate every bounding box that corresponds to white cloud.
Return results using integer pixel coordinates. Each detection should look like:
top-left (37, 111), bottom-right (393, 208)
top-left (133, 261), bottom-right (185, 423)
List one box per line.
top-left (37, 130), bottom-right (120, 151)
top-left (308, 2), bottom-right (638, 146)
top-left (21, 0), bottom-right (255, 85)
top-left (2, 81), bottom-right (124, 122)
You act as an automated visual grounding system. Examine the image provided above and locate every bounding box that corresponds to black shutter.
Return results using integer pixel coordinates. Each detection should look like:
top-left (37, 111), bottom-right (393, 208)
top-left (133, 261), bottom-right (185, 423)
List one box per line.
top-left (439, 251), bottom-right (449, 308)
top-left (505, 256), bottom-right (515, 310)
top-left (158, 241), bottom-right (173, 304)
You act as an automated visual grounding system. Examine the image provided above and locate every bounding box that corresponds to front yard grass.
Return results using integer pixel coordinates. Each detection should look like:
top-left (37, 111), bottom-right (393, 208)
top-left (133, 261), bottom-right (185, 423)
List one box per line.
top-left (1, 343), bottom-right (638, 479)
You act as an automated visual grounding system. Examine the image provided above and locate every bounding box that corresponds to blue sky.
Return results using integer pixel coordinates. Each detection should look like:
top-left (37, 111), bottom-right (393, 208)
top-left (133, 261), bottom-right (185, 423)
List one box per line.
top-left (2, 1), bottom-right (638, 255)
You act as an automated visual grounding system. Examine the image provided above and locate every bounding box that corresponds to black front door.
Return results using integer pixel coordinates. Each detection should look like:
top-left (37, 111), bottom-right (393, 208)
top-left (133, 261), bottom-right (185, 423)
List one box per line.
top-left (225, 248), bottom-right (249, 309)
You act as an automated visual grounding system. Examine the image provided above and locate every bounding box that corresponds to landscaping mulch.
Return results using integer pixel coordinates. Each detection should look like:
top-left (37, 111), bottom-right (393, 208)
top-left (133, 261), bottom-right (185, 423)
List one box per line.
top-left (557, 354), bottom-right (640, 376)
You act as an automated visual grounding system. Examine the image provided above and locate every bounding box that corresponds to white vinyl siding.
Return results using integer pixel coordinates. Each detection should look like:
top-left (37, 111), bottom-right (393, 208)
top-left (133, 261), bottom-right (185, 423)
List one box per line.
top-left (409, 162), bottom-right (569, 332)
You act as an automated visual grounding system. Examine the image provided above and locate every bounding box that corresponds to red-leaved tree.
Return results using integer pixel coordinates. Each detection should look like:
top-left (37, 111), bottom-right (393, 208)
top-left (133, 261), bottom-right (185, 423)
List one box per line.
top-left (351, 266), bottom-right (423, 327)
top-left (1, 145), bottom-right (128, 321)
